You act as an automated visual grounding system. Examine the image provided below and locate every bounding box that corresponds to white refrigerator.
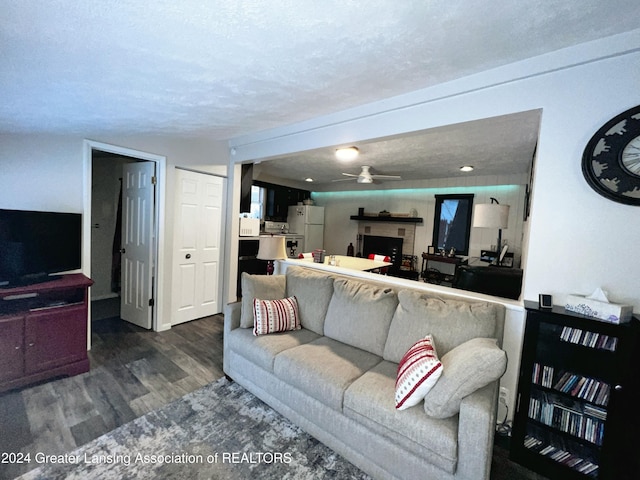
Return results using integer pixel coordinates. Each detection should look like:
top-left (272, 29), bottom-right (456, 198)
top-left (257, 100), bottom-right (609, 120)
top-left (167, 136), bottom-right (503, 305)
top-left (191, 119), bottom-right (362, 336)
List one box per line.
top-left (287, 205), bottom-right (325, 252)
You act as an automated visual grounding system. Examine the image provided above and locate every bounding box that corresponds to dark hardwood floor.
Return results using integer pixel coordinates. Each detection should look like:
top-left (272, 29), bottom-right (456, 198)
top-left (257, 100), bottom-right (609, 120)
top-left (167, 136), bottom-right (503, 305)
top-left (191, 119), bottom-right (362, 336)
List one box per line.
top-left (0, 299), bottom-right (544, 480)
top-left (0, 303), bottom-right (223, 480)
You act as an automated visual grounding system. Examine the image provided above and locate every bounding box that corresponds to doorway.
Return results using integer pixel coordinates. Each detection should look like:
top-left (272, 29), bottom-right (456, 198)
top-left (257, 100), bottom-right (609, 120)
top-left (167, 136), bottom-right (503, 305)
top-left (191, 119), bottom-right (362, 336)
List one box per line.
top-left (83, 141), bottom-right (166, 341)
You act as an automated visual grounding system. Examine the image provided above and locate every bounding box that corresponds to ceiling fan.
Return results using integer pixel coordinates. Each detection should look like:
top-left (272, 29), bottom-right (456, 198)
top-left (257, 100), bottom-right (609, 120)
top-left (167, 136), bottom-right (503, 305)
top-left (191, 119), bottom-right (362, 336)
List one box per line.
top-left (333, 165), bottom-right (402, 184)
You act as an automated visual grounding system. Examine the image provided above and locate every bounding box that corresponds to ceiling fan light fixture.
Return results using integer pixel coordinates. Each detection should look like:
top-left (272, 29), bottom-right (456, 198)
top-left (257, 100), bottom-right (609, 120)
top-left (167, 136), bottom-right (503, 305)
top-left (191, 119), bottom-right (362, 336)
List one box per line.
top-left (304, 177), bottom-right (314, 182)
top-left (335, 146), bottom-right (359, 161)
top-left (460, 165), bottom-right (474, 172)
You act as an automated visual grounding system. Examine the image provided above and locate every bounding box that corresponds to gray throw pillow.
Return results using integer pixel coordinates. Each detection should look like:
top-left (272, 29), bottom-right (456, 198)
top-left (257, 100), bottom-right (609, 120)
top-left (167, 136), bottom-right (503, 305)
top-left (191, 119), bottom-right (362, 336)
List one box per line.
top-left (423, 337), bottom-right (507, 419)
top-left (240, 273), bottom-right (286, 328)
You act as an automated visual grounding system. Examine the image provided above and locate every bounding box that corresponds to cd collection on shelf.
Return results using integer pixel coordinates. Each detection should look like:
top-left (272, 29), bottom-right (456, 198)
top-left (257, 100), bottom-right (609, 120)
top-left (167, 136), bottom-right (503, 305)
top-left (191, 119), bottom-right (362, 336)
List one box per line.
top-left (553, 371), bottom-right (611, 407)
top-left (523, 434), bottom-right (599, 477)
top-left (531, 363), bottom-right (611, 407)
top-left (559, 326), bottom-right (618, 352)
top-left (528, 392), bottom-right (606, 445)
top-left (531, 362), bottom-right (554, 388)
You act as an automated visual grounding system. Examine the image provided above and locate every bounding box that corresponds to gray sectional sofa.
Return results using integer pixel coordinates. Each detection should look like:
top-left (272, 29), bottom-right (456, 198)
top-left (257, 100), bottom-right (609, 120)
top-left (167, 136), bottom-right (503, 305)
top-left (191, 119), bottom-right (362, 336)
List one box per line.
top-left (224, 265), bottom-right (507, 480)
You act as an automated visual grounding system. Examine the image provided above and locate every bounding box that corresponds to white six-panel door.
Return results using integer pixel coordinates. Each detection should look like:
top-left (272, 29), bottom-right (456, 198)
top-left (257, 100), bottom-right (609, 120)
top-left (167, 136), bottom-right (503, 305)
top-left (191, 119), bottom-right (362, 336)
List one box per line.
top-left (121, 161), bottom-right (155, 329)
top-left (172, 169), bottom-right (224, 325)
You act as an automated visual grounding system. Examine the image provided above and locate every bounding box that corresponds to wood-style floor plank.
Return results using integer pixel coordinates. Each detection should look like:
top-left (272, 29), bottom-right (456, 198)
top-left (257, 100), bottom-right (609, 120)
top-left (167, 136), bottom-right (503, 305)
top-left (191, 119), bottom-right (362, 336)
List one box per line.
top-left (81, 366), bottom-right (138, 431)
top-left (21, 383), bottom-right (77, 458)
top-left (69, 413), bottom-right (109, 447)
top-left (49, 375), bottom-right (98, 428)
top-left (0, 390), bottom-right (32, 452)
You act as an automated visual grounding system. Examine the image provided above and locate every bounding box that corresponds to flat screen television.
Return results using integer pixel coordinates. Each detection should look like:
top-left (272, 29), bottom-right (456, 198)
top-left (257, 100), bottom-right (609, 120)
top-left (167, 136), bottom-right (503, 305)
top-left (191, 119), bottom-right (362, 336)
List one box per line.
top-left (0, 208), bottom-right (82, 287)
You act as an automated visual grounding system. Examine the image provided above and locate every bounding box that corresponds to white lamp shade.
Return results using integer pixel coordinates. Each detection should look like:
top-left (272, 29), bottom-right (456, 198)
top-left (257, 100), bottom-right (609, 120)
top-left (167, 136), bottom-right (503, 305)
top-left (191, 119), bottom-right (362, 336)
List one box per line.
top-left (257, 235), bottom-right (287, 260)
top-left (473, 203), bottom-right (510, 229)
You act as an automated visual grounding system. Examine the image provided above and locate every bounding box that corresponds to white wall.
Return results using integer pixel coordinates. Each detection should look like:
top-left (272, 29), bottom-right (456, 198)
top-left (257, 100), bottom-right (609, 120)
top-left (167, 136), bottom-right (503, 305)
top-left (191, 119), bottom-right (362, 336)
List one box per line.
top-left (0, 133), bottom-right (229, 333)
top-left (0, 134), bottom-right (85, 212)
top-left (226, 30), bottom-right (640, 414)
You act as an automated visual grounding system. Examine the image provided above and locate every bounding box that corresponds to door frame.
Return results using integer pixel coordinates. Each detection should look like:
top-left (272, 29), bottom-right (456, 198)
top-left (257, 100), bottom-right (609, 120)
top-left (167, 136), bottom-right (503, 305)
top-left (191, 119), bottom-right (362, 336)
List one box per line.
top-left (83, 140), bottom-right (167, 343)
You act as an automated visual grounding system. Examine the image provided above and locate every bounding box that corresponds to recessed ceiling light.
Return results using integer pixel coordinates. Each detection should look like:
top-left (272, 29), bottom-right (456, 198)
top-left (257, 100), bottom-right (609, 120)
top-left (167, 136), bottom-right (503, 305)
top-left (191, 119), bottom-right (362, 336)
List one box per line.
top-left (335, 146), bottom-right (359, 161)
top-left (460, 165), bottom-right (474, 172)
top-left (305, 177), bottom-right (314, 182)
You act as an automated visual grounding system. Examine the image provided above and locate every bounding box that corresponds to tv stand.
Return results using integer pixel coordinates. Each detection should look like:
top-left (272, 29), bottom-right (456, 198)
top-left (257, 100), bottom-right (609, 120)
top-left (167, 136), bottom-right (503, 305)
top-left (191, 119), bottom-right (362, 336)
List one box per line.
top-left (0, 273), bottom-right (93, 393)
top-left (2, 272), bottom-right (62, 288)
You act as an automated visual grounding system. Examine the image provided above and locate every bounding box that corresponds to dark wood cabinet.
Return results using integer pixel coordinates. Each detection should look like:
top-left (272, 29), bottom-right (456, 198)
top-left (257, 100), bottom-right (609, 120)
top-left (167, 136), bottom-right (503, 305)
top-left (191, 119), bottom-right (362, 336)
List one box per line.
top-left (0, 314), bottom-right (24, 383)
top-left (253, 180), bottom-right (311, 221)
top-left (511, 302), bottom-right (640, 479)
top-left (0, 274), bottom-right (93, 393)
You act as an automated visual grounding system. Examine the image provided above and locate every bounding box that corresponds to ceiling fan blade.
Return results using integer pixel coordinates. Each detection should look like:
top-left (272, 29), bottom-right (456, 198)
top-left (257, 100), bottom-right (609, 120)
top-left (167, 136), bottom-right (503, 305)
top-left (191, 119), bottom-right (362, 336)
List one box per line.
top-left (331, 177), bottom-right (357, 182)
top-left (341, 172), bottom-right (359, 177)
top-left (371, 174), bottom-right (402, 179)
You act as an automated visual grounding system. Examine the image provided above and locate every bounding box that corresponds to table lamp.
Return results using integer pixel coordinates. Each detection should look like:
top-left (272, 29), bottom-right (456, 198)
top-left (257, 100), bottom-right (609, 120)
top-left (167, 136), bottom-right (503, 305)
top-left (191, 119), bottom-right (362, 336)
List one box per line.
top-left (257, 235), bottom-right (287, 275)
top-left (472, 197), bottom-right (509, 265)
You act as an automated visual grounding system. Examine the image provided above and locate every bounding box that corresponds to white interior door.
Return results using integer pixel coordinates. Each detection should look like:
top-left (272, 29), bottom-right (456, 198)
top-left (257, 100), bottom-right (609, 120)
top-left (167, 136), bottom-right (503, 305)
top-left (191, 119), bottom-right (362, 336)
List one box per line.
top-left (120, 161), bottom-right (155, 329)
top-left (172, 169), bottom-right (224, 325)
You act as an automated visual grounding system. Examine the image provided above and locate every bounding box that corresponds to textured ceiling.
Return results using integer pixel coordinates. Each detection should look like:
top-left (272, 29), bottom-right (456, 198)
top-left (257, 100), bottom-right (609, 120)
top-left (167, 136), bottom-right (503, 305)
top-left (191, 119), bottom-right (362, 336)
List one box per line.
top-left (1, 1), bottom-right (638, 140)
top-left (254, 110), bottom-right (542, 187)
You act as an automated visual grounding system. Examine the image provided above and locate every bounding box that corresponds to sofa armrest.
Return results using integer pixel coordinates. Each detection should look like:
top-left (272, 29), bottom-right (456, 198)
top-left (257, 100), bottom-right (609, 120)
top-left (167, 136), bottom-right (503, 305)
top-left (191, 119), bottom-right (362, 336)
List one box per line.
top-left (224, 301), bottom-right (242, 332)
top-left (455, 382), bottom-right (499, 480)
top-left (223, 301), bottom-right (242, 375)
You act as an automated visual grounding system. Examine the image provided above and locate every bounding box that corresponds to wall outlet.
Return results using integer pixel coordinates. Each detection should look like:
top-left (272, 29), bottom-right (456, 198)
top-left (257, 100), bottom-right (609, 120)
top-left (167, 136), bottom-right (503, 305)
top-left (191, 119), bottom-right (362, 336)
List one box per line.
top-left (499, 387), bottom-right (509, 403)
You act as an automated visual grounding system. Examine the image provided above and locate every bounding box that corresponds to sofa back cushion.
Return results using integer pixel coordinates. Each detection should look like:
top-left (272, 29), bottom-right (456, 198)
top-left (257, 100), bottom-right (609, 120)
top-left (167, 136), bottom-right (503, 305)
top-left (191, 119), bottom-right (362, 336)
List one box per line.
top-left (383, 290), bottom-right (504, 362)
top-left (323, 278), bottom-right (398, 356)
top-left (240, 273), bottom-right (286, 328)
top-left (285, 266), bottom-right (334, 335)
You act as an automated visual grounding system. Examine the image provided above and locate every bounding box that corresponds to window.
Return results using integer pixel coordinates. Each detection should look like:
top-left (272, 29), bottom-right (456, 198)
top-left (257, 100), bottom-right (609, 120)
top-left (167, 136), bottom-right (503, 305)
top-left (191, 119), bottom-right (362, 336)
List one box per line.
top-left (432, 194), bottom-right (474, 255)
top-left (250, 185), bottom-right (266, 219)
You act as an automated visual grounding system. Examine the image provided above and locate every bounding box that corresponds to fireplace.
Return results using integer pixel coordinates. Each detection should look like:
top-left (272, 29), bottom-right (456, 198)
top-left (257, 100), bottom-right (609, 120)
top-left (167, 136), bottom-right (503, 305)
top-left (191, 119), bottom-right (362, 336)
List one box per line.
top-left (362, 235), bottom-right (403, 270)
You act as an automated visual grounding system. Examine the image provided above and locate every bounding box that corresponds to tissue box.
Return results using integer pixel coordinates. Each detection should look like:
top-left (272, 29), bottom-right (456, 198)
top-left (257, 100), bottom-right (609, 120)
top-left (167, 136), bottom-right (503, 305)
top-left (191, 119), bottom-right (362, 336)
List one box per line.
top-left (565, 295), bottom-right (633, 324)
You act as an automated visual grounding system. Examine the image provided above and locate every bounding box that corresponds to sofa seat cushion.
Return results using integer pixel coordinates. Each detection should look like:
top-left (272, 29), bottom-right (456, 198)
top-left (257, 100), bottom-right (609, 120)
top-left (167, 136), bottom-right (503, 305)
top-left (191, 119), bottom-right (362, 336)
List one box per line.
top-left (323, 278), bottom-right (398, 356)
top-left (344, 361), bottom-right (458, 474)
top-left (273, 336), bottom-right (382, 411)
top-left (227, 327), bottom-right (320, 372)
top-left (285, 266), bottom-right (334, 335)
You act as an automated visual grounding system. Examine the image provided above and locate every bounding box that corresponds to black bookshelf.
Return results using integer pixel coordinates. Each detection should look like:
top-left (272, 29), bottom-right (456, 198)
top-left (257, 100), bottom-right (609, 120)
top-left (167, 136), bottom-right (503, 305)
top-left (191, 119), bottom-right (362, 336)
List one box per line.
top-left (510, 302), bottom-right (640, 479)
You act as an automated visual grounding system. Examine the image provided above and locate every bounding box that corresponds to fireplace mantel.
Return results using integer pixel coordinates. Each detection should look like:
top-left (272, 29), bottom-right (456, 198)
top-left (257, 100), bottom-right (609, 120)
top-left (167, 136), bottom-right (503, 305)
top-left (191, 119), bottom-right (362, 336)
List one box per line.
top-left (350, 215), bottom-right (423, 223)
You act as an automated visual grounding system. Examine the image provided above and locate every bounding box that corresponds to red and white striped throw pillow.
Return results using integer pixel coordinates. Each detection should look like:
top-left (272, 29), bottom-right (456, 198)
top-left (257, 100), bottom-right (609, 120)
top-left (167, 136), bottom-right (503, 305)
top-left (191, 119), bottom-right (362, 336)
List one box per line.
top-left (253, 296), bottom-right (301, 336)
top-left (395, 335), bottom-right (443, 410)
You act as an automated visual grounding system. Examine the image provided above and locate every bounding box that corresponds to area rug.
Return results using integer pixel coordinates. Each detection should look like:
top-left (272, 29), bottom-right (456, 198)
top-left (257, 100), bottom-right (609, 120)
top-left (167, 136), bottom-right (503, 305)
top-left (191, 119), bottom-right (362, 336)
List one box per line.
top-left (19, 378), bottom-right (370, 480)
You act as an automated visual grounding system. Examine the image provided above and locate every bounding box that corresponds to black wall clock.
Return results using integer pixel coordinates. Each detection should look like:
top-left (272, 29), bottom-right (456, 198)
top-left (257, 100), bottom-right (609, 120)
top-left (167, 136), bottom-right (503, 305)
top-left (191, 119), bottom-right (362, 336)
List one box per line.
top-left (582, 104), bottom-right (640, 206)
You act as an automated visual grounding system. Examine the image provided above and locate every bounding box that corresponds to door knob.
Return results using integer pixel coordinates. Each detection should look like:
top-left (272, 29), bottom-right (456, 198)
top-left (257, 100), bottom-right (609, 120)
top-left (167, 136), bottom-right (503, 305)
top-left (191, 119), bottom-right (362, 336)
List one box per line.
top-left (186, 254), bottom-right (191, 259)
top-left (120, 248), bottom-right (126, 254)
